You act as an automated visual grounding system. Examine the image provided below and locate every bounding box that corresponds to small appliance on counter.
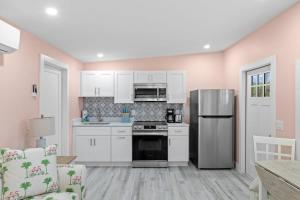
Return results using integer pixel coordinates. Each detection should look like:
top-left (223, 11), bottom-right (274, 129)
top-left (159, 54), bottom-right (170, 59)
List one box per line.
top-left (166, 108), bottom-right (175, 123)
top-left (175, 114), bottom-right (183, 123)
top-left (81, 110), bottom-right (89, 122)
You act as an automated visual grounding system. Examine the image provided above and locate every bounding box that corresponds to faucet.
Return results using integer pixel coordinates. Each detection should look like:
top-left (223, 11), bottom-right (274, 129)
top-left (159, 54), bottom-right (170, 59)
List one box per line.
top-left (96, 108), bottom-right (103, 122)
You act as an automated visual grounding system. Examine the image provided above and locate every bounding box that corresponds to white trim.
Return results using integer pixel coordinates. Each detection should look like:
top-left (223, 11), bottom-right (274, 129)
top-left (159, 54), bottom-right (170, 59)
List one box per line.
top-left (239, 55), bottom-right (276, 174)
top-left (40, 54), bottom-right (70, 155)
top-left (295, 61), bottom-right (300, 160)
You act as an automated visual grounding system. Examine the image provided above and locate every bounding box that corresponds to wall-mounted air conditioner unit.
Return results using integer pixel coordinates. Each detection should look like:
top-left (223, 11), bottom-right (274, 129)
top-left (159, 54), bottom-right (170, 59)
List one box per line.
top-left (0, 20), bottom-right (20, 54)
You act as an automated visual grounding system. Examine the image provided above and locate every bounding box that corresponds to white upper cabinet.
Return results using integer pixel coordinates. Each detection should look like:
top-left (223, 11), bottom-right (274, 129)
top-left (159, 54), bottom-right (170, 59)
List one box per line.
top-left (134, 71), bottom-right (166, 84)
top-left (98, 71), bottom-right (114, 97)
top-left (114, 72), bottom-right (134, 103)
top-left (81, 71), bottom-right (114, 97)
top-left (167, 71), bottom-right (186, 103)
top-left (81, 71), bottom-right (99, 97)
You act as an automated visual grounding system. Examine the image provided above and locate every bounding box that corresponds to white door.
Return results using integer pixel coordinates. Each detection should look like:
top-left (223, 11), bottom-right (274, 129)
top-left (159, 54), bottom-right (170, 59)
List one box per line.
top-left (40, 66), bottom-right (62, 155)
top-left (167, 71), bottom-right (186, 103)
top-left (81, 71), bottom-right (98, 97)
top-left (134, 71), bottom-right (151, 83)
top-left (114, 72), bottom-right (134, 103)
top-left (151, 71), bottom-right (167, 83)
top-left (76, 136), bottom-right (111, 162)
top-left (98, 72), bottom-right (114, 97)
top-left (246, 65), bottom-right (272, 178)
top-left (111, 136), bottom-right (132, 162)
top-left (168, 136), bottom-right (189, 162)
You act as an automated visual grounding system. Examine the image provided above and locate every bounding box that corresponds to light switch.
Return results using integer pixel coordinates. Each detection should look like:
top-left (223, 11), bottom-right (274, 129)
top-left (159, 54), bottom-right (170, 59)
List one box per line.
top-left (276, 120), bottom-right (284, 131)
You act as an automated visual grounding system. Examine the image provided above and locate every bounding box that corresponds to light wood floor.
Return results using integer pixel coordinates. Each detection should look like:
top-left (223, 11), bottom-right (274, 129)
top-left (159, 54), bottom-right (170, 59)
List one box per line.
top-left (86, 165), bottom-right (251, 200)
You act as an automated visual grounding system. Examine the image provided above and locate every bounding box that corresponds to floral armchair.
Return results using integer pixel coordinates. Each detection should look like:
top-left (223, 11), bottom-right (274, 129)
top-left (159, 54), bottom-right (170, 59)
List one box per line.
top-left (0, 146), bottom-right (86, 200)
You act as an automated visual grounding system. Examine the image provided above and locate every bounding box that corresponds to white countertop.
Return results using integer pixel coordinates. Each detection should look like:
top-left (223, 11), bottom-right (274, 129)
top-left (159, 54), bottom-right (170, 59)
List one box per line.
top-left (73, 118), bottom-right (188, 127)
top-left (168, 123), bottom-right (189, 127)
top-left (72, 118), bottom-right (133, 127)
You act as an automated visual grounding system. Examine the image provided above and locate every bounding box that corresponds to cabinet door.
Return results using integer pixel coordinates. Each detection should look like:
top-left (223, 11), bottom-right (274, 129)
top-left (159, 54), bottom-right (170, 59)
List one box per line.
top-left (168, 136), bottom-right (189, 162)
top-left (111, 136), bottom-right (132, 162)
top-left (75, 136), bottom-right (95, 162)
top-left (76, 136), bottom-right (111, 162)
top-left (98, 72), bottom-right (114, 97)
top-left (167, 71), bottom-right (186, 103)
top-left (134, 71), bottom-right (150, 83)
top-left (80, 71), bottom-right (98, 97)
top-left (114, 72), bottom-right (134, 103)
top-left (151, 71), bottom-right (167, 83)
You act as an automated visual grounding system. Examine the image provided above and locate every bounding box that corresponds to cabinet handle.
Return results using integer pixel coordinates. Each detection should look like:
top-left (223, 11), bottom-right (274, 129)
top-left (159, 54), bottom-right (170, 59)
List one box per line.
top-left (94, 88), bottom-right (97, 96)
top-left (118, 130), bottom-right (126, 133)
top-left (118, 136), bottom-right (126, 139)
top-left (93, 138), bottom-right (96, 146)
top-left (98, 88), bottom-right (100, 96)
top-left (90, 139), bottom-right (92, 146)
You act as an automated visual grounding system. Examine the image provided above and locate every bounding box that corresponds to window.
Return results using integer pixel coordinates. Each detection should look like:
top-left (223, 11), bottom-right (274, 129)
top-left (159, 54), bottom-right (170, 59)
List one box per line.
top-left (250, 72), bottom-right (271, 98)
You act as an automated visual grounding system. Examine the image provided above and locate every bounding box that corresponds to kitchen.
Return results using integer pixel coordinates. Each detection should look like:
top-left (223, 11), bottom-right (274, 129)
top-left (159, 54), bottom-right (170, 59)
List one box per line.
top-left (73, 70), bottom-right (235, 169)
top-left (1, 1), bottom-right (300, 199)
top-left (73, 71), bottom-right (190, 167)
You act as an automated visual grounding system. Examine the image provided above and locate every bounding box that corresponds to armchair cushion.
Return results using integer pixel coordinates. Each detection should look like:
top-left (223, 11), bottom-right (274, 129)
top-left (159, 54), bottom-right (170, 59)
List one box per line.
top-left (57, 164), bottom-right (86, 200)
top-left (24, 192), bottom-right (78, 200)
top-left (1, 145), bottom-right (59, 199)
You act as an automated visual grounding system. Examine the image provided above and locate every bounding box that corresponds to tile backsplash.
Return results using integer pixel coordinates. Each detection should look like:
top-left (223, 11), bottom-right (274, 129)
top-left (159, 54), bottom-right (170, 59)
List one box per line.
top-left (83, 97), bottom-right (183, 121)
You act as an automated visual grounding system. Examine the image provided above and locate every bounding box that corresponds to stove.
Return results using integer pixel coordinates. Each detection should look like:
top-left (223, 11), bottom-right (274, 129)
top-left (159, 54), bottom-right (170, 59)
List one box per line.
top-left (132, 121), bottom-right (168, 133)
top-left (132, 121), bottom-right (168, 168)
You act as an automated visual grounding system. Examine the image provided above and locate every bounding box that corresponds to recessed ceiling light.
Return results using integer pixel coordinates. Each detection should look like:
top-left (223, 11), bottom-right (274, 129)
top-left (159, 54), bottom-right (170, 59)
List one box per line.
top-left (203, 44), bottom-right (211, 49)
top-left (97, 53), bottom-right (104, 58)
top-left (45, 7), bottom-right (58, 16)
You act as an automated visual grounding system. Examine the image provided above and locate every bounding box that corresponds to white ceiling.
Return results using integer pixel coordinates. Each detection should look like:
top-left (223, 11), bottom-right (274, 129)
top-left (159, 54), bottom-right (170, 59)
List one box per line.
top-left (0, 0), bottom-right (298, 62)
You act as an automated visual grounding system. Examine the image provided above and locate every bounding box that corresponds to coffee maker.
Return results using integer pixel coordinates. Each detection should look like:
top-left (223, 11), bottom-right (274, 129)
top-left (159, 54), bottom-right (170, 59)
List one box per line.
top-left (166, 109), bottom-right (175, 123)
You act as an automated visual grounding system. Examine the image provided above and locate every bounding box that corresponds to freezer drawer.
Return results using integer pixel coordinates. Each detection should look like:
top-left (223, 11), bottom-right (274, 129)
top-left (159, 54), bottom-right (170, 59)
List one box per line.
top-left (198, 117), bottom-right (234, 169)
top-left (198, 89), bottom-right (234, 116)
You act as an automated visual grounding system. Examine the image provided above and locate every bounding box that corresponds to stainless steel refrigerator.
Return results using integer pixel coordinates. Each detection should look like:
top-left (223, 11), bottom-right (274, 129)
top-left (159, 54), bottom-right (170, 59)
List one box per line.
top-left (190, 89), bottom-right (235, 169)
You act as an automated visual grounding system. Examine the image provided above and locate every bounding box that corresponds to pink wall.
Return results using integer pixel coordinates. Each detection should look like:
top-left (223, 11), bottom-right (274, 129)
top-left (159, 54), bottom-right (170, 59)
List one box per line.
top-left (0, 20), bottom-right (83, 150)
top-left (224, 3), bottom-right (300, 159)
top-left (84, 53), bottom-right (225, 121)
top-left (84, 53), bottom-right (225, 90)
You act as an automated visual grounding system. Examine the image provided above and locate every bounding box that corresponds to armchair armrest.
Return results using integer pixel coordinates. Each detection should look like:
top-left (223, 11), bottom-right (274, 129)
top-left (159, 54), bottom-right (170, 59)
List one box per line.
top-left (57, 164), bottom-right (87, 200)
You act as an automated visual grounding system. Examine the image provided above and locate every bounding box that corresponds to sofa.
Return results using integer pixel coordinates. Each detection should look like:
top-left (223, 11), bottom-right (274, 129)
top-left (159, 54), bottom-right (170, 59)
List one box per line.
top-left (0, 145), bottom-right (86, 200)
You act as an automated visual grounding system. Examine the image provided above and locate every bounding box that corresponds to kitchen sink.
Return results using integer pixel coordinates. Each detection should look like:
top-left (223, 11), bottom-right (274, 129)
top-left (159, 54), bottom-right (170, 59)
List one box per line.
top-left (86, 122), bottom-right (110, 125)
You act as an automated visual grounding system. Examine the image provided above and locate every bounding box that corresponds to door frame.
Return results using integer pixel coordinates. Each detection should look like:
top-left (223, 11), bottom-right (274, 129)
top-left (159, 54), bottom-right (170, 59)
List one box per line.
top-left (238, 55), bottom-right (276, 173)
top-left (295, 61), bottom-right (300, 160)
top-left (40, 54), bottom-right (69, 155)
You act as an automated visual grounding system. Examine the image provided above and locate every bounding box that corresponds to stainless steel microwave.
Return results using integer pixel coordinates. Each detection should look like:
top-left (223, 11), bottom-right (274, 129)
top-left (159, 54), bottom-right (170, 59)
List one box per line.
top-left (134, 83), bottom-right (167, 102)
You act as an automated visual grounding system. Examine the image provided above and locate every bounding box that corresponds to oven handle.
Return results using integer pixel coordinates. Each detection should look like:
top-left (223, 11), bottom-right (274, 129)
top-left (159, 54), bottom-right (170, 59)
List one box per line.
top-left (132, 132), bottom-right (168, 136)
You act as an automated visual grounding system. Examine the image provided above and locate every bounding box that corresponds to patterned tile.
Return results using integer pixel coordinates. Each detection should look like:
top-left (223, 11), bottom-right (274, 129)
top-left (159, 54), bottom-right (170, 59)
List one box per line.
top-left (83, 97), bottom-right (183, 121)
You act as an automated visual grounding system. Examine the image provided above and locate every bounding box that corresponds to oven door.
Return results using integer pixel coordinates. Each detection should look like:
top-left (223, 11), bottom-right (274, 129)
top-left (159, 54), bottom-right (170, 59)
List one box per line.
top-left (132, 135), bottom-right (168, 167)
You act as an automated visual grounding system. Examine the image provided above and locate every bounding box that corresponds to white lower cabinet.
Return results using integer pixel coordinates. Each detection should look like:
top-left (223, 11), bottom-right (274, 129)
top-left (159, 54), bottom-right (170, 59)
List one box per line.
top-left (111, 136), bottom-right (132, 162)
top-left (168, 136), bottom-right (189, 162)
top-left (168, 126), bottom-right (189, 164)
top-left (74, 126), bottom-right (132, 165)
top-left (76, 135), bottom-right (111, 162)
